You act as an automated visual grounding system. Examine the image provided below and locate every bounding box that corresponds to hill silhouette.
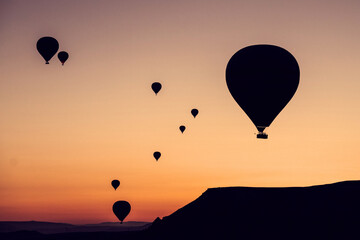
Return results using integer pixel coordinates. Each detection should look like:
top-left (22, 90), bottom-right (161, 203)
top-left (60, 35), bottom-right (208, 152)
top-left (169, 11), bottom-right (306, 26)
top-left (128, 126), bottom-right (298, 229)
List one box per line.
top-left (149, 181), bottom-right (360, 239)
top-left (2, 181), bottom-right (360, 239)
top-left (0, 221), bottom-right (150, 234)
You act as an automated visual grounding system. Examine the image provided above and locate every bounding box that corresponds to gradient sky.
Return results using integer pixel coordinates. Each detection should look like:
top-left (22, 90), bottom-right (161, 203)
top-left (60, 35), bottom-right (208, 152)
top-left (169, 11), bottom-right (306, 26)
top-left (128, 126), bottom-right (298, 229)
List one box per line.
top-left (1, 0), bottom-right (360, 224)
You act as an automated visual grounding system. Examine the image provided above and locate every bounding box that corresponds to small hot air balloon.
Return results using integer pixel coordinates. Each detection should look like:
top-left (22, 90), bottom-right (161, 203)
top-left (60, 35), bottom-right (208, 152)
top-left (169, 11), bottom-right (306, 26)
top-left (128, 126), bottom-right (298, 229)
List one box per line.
top-left (226, 45), bottom-right (300, 139)
top-left (58, 51), bottom-right (69, 65)
top-left (113, 201), bottom-right (131, 224)
top-left (36, 37), bottom-right (59, 64)
top-left (191, 109), bottom-right (199, 118)
top-left (151, 82), bottom-right (162, 95)
top-left (111, 180), bottom-right (120, 190)
top-left (179, 125), bottom-right (186, 133)
top-left (153, 151), bottom-right (161, 161)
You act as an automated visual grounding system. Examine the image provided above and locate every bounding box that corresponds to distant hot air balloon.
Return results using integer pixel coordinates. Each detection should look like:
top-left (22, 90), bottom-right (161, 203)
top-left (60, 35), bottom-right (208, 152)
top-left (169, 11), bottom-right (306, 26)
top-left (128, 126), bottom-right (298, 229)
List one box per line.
top-left (36, 37), bottom-right (59, 64)
top-left (151, 82), bottom-right (162, 95)
top-left (111, 180), bottom-right (120, 190)
top-left (153, 151), bottom-right (161, 161)
top-left (179, 125), bottom-right (186, 133)
top-left (191, 109), bottom-right (199, 118)
top-left (226, 45), bottom-right (300, 139)
top-left (113, 201), bottom-right (131, 224)
top-left (58, 51), bottom-right (69, 65)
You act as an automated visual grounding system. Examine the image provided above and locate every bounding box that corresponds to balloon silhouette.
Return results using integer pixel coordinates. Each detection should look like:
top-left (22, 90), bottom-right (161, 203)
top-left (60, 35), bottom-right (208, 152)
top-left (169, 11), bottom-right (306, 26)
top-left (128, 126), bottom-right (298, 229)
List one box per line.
top-left (153, 151), bottom-right (161, 161)
top-left (151, 82), bottom-right (162, 95)
top-left (191, 109), bottom-right (199, 118)
top-left (226, 45), bottom-right (300, 139)
top-left (111, 180), bottom-right (120, 190)
top-left (58, 51), bottom-right (69, 65)
top-left (179, 125), bottom-right (186, 133)
top-left (36, 37), bottom-right (59, 64)
top-left (113, 201), bottom-right (131, 224)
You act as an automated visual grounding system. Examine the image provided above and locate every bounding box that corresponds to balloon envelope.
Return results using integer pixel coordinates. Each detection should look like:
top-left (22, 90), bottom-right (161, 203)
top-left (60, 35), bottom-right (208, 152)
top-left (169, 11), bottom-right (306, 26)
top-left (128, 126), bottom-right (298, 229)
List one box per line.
top-left (179, 125), bottom-right (186, 133)
top-left (151, 82), bottom-right (162, 95)
top-left (191, 109), bottom-right (199, 118)
top-left (153, 151), bottom-right (161, 161)
top-left (113, 201), bottom-right (131, 223)
top-left (226, 45), bottom-right (299, 135)
top-left (36, 37), bottom-right (59, 64)
top-left (58, 51), bottom-right (69, 65)
top-left (111, 180), bottom-right (120, 190)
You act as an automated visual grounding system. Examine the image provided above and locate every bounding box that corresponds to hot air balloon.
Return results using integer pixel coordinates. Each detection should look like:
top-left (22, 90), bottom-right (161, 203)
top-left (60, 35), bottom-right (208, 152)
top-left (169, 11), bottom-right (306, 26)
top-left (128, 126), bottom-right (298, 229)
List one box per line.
top-left (153, 151), bottom-right (161, 161)
top-left (111, 180), bottom-right (120, 190)
top-left (36, 37), bottom-right (59, 64)
top-left (151, 82), bottom-right (162, 95)
top-left (179, 125), bottom-right (186, 133)
top-left (58, 51), bottom-right (69, 65)
top-left (113, 201), bottom-right (131, 224)
top-left (226, 45), bottom-right (300, 139)
top-left (191, 109), bottom-right (199, 118)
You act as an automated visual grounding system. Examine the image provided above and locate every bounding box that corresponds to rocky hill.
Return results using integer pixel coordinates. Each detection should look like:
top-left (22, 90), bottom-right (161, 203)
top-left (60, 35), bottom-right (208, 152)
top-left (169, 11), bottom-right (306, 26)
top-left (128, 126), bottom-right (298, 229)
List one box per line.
top-left (149, 181), bottom-right (360, 239)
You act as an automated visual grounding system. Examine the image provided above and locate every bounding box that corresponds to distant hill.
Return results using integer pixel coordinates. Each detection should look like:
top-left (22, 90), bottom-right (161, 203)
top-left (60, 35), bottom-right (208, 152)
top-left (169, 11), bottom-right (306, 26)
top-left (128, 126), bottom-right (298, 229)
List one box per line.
top-left (0, 221), bottom-right (74, 234)
top-left (0, 221), bottom-right (150, 234)
top-left (149, 181), bottom-right (360, 239)
top-left (83, 221), bottom-right (150, 227)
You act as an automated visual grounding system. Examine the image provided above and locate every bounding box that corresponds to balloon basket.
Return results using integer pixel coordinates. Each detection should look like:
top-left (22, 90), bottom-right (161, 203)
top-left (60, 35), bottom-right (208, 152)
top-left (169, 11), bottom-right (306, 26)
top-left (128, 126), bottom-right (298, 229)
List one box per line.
top-left (257, 133), bottom-right (268, 139)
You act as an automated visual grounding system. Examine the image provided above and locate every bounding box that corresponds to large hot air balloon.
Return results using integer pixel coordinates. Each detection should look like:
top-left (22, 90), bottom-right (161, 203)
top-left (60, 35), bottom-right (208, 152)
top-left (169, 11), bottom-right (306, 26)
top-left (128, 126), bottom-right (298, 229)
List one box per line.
top-left (36, 37), bottom-right (59, 64)
top-left (153, 151), bottom-right (161, 161)
top-left (226, 45), bottom-right (300, 139)
top-left (113, 201), bottom-right (131, 224)
top-left (58, 51), bottom-right (69, 65)
top-left (111, 180), bottom-right (120, 190)
top-left (191, 109), bottom-right (199, 118)
top-left (151, 82), bottom-right (162, 95)
top-left (179, 125), bottom-right (186, 133)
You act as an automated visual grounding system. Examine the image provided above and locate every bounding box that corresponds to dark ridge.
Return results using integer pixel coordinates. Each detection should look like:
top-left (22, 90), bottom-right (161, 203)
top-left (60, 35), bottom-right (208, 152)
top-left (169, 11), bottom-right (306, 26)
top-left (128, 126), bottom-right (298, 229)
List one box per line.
top-left (149, 180), bottom-right (360, 239)
top-left (82, 221), bottom-right (150, 227)
top-left (0, 221), bottom-right (74, 233)
top-left (3, 181), bottom-right (360, 239)
top-left (0, 230), bottom-right (43, 240)
top-left (0, 221), bottom-right (151, 235)
top-left (0, 230), bottom-right (147, 240)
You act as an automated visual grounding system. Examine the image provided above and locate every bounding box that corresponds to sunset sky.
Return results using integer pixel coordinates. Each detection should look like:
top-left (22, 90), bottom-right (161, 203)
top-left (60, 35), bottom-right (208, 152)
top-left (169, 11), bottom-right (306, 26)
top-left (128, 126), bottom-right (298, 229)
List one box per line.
top-left (1, 0), bottom-right (360, 224)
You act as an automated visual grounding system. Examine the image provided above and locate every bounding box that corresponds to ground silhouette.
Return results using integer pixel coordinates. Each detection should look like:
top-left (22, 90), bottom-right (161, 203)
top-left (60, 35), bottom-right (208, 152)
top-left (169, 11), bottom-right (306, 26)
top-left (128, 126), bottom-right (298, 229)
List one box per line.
top-left (0, 221), bottom-right (150, 234)
top-left (2, 181), bottom-right (360, 239)
top-left (149, 180), bottom-right (360, 239)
